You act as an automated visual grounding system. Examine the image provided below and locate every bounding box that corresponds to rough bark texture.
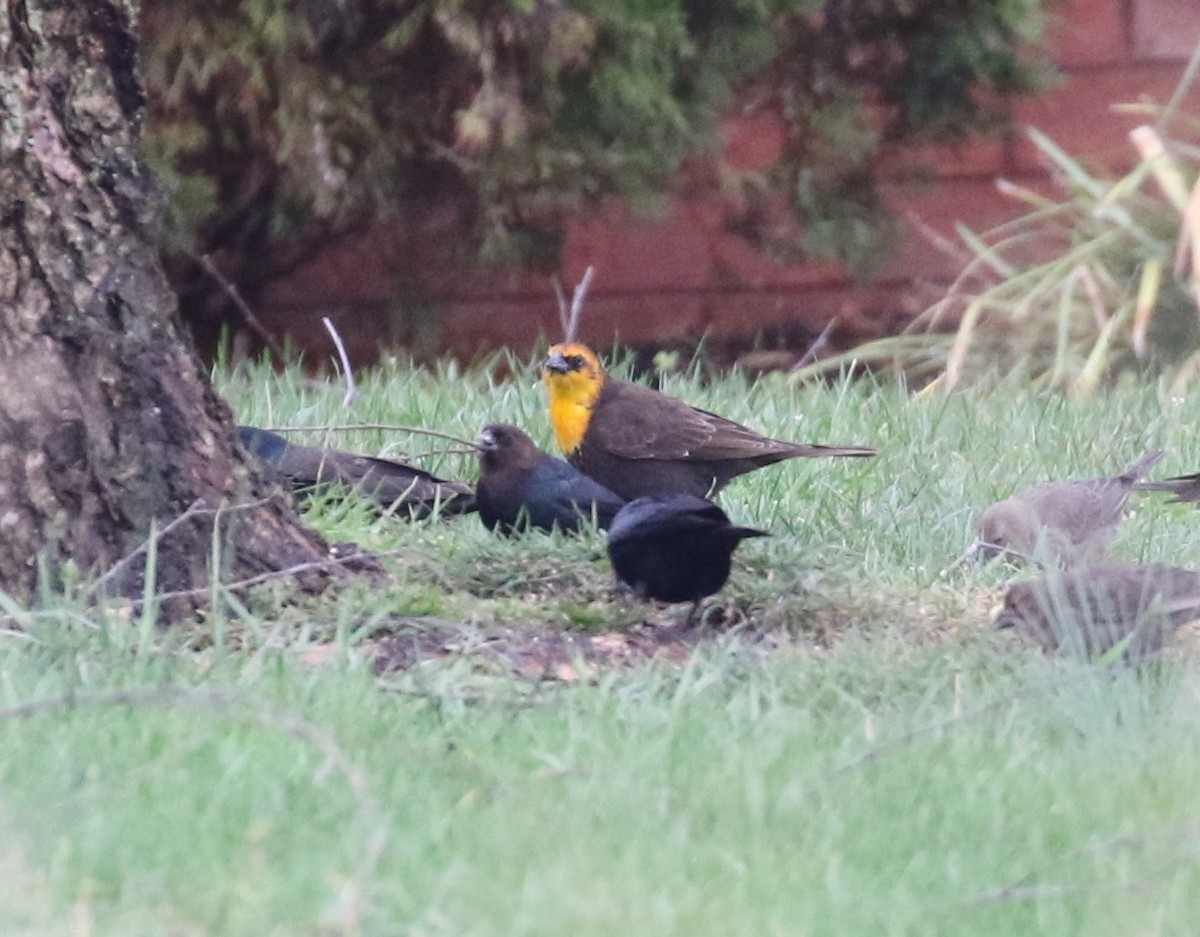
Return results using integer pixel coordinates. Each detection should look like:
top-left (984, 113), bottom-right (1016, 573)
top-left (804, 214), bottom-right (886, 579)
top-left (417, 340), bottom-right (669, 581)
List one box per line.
top-left (0, 0), bottom-right (331, 609)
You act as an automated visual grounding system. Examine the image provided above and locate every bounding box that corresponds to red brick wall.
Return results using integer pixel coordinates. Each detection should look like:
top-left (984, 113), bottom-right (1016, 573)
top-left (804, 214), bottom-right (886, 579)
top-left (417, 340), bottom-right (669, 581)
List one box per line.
top-left (256, 0), bottom-right (1200, 367)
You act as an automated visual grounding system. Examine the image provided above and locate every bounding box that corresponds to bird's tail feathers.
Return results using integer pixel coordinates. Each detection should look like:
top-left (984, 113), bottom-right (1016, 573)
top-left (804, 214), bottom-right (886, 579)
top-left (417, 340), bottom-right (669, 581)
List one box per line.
top-left (1119, 447), bottom-right (1167, 482)
top-left (794, 444), bottom-right (876, 459)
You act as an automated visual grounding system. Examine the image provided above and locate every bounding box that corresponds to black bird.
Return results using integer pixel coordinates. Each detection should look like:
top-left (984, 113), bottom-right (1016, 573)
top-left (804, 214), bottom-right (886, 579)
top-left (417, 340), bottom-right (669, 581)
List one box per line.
top-left (238, 426), bottom-right (475, 519)
top-left (995, 563), bottom-right (1200, 661)
top-left (475, 423), bottom-right (625, 534)
top-left (606, 494), bottom-right (767, 606)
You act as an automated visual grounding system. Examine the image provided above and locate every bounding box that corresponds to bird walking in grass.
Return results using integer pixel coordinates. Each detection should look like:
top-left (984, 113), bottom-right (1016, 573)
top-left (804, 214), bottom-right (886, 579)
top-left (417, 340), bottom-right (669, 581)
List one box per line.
top-left (995, 563), bottom-right (1200, 661)
top-left (962, 448), bottom-right (1165, 568)
top-left (238, 426), bottom-right (475, 519)
top-left (474, 423), bottom-right (625, 535)
top-left (606, 494), bottom-right (767, 613)
top-left (540, 343), bottom-right (875, 501)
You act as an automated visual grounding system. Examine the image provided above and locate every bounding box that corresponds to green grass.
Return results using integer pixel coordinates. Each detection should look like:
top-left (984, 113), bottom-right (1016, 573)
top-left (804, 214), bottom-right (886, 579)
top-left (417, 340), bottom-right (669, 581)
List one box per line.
top-left (5, 353), bottom-right (1200, 934)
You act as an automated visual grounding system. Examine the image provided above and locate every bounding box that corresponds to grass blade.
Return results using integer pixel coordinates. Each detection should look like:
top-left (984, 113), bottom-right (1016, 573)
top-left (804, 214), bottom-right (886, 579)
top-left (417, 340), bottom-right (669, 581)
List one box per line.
top-left (1132, 257), bottom-right (1163, 358)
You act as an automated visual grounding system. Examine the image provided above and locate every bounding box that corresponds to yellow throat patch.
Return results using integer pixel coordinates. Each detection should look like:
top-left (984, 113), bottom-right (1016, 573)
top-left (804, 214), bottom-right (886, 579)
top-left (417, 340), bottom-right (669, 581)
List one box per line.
top-left (541, 342), bottom-right (605, 456)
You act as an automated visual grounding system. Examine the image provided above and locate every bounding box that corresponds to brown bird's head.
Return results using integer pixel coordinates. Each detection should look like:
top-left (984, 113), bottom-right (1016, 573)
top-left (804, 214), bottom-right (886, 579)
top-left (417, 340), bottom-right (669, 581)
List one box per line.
top-left (993, 581), bottom-right (1053, 647)
top-left (541, 342), bottom-right (606, 455)
top-left (976, 498), bottom-right (1077, 566)
top-left (976, 498), bottom-right (1041, 562)
top-left (477, 423), bottom-right (542, 474)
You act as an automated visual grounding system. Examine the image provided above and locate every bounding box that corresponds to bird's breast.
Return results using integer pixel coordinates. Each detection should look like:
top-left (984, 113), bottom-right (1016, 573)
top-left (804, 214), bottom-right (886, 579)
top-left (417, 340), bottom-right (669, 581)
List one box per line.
top-left (549, 395), bottom-right (592, 456)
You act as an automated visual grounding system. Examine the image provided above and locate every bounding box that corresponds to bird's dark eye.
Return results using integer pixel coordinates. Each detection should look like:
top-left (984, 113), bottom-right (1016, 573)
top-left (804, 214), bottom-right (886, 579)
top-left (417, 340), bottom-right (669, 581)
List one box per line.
top-left (566, 355), bottom-right (585, 370)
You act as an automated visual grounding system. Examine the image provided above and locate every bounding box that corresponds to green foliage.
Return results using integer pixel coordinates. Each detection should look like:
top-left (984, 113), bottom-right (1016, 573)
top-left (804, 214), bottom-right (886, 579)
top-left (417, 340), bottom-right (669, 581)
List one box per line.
top-left (797, 43), bottom-right (1200, 393)
top-left (141, 0), bottom-right (1051, 280)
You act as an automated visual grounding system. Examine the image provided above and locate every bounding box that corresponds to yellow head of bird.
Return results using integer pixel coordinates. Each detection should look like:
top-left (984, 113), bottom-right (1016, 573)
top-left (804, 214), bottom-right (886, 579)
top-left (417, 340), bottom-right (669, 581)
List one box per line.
top-left (541, 342), bottom-right (605, 455)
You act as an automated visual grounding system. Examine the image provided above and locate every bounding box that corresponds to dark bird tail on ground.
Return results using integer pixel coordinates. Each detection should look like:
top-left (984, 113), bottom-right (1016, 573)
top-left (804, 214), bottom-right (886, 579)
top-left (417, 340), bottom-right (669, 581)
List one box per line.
top-left (1134, 461), bottom-right (1200, 503)
top-left (238, 426), bottom-right (475, 519)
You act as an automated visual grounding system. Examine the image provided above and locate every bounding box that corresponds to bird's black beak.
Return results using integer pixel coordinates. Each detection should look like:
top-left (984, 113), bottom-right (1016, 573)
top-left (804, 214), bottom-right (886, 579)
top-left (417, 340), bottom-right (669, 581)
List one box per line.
top-left (542, 352), bottom-right (570, 375)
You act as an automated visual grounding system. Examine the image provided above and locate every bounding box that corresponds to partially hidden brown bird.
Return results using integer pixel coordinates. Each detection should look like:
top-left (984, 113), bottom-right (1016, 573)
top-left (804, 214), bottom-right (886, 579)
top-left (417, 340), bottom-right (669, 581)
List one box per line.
top-left (996, 563), bottom-right (1200, 661)
top-left (539, 342), bottom-right (875, 501)
top-left (239, 426), bottom-right (475, 519)
top-left (474, 423), bottom-right (625, 535)
top-left (970, 448), bottom-right (1165, 567)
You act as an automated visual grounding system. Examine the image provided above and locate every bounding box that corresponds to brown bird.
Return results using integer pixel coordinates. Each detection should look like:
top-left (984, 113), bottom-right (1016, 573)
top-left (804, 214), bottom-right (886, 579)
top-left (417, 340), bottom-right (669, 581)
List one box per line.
top-left (539, 342), bottom-right (875, 500)
top-left (238, 426), bottom-right (475, 519)
top-left (996, 563), bottom-right (1200, 661)
top-left (969, 449), bottom-right (1165, 567)
top-left (1135, 468), bottom-right (1200, 503)
top-left (474, 423), bottom-right (625, 535)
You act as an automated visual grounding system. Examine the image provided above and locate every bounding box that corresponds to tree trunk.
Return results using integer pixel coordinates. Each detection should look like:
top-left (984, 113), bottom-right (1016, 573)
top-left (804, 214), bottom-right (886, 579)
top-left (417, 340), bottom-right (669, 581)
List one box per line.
top-left (0, 0), bottom-right (332, 610)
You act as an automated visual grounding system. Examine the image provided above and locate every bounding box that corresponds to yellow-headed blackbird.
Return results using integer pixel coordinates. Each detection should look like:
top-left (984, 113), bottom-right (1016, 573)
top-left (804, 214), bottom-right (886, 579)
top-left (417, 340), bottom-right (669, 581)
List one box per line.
top-left (540, 343), bottom-right (875, 500)
top-left (475, 423), bottom-right (625, 534)
top-left (238, 426), bottom-right (474, 519)
top-left (606, 494), bottom-right (767, 605)
top-left (972, 449), bottom-right (1164, 567)
top-left (996, 563), bottom-right (1200, 661)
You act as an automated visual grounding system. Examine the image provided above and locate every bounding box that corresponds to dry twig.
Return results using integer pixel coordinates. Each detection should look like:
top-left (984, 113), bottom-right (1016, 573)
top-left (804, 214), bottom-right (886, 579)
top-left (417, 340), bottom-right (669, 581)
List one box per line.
top-left (134, 546), bottom-right (403, 608)
top-left (89, 497), bottom-right (277, 597)
top-left (553, 265), bottom-right (596, 341)
top-left (195, 253), bottom-right (287, 360)
top-left (262, 422), bottom-right (478, 449)
top-left (322, 316), bottom-right (358, 408)
top-left (791, 318), bottom-right (839, 371)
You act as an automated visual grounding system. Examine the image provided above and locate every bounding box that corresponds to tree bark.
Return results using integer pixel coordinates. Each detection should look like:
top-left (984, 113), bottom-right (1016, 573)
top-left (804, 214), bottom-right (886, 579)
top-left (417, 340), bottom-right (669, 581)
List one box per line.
top-left (0, 0), bottom-right (332, 609)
